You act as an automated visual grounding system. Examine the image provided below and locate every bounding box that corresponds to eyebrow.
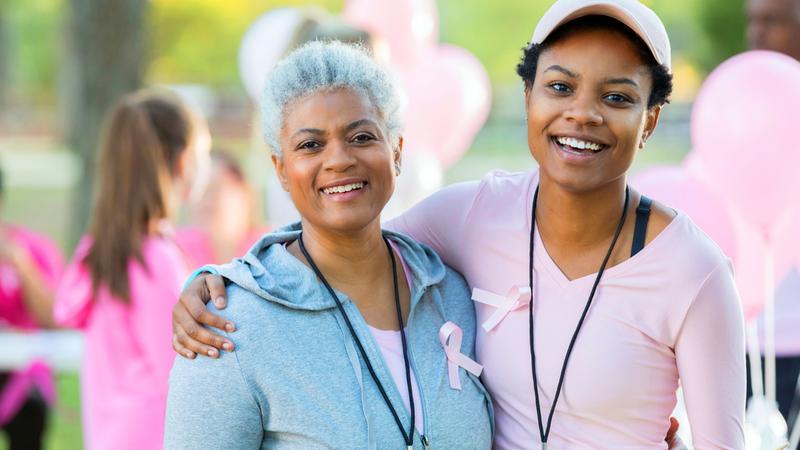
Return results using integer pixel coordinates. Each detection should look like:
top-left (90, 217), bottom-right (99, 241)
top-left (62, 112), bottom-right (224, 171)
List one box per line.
top-left (292, 128), bottom-right (324, 139)
top-left (602, 77), bottom-right (639, 88)
top-left (544, 64), bottom-right (640, 88)
top-left (291, 119), bottom-right (379, 139)
top-left (345, 118), bottom-right (379, 132)
top-left (544, 65), bottom-right (578, 78)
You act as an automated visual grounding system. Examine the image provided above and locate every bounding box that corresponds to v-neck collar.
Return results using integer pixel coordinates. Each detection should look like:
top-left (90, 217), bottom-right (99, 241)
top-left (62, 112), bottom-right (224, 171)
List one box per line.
top-left (531, 210), bottom-right (685, 289)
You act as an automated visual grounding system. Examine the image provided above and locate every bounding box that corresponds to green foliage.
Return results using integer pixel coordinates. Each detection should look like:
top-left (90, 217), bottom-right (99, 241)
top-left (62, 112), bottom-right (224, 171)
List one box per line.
top-left (148, 0), bottom-right (344, 87)
top-left (695, 0), bottom-right (747, 71)
top-left (3, 0), bottom-right (62, 100)
top-left (2, 0), bottom-right (749, 98)
top-left (437, 0), bottom-right (549, 86)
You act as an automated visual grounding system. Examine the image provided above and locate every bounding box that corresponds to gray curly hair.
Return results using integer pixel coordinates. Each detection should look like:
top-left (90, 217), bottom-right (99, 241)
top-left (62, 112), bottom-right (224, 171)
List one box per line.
top-left (261, 40), bottom-right (404, 157)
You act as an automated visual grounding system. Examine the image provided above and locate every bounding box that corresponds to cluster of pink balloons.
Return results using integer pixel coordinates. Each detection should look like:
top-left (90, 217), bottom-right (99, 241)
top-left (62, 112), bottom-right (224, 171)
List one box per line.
top-left (344, 0), bottom-right (492, 168)
top-left (632, 51), bottom-right (800, 321)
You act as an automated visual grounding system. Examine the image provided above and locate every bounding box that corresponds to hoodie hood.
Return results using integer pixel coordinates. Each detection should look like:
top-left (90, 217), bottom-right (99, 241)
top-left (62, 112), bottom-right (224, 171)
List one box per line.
top-left (206, 222), bottom-right (447, 312)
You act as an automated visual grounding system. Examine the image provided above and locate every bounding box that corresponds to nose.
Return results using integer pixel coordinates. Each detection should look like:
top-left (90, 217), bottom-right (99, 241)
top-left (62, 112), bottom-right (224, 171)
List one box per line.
top-left (563, 93), bottom-right (603, 127)
top-left (323, 139), bottom-right (357, 172)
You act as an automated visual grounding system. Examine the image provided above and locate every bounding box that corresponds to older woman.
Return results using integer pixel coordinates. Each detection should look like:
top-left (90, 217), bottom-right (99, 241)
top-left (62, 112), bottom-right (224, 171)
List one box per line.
top-left (174, 0), bottom-right (745, 448)
top-left (163, 41), bottom-right (493, 449)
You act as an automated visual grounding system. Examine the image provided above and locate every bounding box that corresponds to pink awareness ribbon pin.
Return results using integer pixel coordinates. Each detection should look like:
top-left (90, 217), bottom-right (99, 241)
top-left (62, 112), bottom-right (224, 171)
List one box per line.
top-left (439, 321), bottom-right (483, 390)
top-left (471, 285), bottom-right (532, 332)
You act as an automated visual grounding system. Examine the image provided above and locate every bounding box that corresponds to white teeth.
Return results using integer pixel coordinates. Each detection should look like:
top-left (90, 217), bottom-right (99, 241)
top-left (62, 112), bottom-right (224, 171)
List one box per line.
top-left (556, 136), bottom-right (603, 151)
top-left (322, 182), bottom-right (365, 195)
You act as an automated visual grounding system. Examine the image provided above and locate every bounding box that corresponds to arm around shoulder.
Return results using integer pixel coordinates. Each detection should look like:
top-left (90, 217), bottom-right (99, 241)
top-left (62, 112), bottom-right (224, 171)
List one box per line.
top-left (385, 181), bottom-right (480, 269)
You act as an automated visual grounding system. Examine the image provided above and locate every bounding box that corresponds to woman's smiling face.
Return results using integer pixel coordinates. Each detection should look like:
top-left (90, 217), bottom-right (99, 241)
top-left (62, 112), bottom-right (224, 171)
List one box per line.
top-left (526, 26), bottom-right (661, 193)
top-left (273, 87), bottom-right (400, 234)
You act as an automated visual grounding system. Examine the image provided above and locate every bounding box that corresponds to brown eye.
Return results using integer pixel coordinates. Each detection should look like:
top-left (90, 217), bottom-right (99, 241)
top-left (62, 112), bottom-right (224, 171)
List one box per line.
top-left (351, 133), bottom-right (376, 143)
top-left (548, 82), bottom-right (572, 94)
top-left (603, 93), bottom-right (633, 105)
top-left (298, 140), bottom-right (321, 151)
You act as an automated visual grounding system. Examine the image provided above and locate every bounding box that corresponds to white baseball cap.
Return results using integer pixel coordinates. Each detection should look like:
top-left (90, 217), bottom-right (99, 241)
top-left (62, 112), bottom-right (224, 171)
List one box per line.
top-left (531, 0), bottom-right (671, 71)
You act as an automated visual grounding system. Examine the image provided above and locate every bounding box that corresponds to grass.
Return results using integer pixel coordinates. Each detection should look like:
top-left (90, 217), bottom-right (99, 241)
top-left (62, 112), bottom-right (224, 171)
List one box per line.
top-left (0, 374), bottom-right (83, 450)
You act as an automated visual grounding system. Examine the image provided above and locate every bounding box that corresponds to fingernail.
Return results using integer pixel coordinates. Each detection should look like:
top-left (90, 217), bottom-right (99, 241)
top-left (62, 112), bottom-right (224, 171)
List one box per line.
top-left (225, 323), bottom-right (236, 332)
top-left (207, 349), bottom-right (218, 358)
top-left (214, 297), bottom-right (225, 308)
top-left (185, 351), bottom-right (194, 359)
top-left (222, 342), bottom-right (233, 351)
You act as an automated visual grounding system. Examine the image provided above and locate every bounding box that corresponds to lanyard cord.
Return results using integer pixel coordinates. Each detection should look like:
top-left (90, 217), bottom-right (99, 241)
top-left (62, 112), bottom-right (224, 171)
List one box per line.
top-left (298, 234), bottom-right (416, 447)
top-left (528, 186), bottom-right (630, 446)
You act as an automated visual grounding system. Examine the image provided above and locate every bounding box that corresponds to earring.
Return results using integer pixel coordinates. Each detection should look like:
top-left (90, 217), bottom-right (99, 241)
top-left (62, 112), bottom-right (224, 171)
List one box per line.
top-left (640, 134), bottom-right (649, 148)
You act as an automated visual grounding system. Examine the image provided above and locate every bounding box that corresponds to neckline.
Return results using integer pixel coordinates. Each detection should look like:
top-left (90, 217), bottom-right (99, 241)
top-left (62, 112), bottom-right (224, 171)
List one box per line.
top-left (533, 210), bottom-right (685, 288)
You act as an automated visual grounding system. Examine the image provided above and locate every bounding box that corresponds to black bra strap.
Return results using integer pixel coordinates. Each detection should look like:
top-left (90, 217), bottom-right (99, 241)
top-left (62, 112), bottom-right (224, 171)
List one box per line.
top-left (631, 195), bottom-right (653, 257)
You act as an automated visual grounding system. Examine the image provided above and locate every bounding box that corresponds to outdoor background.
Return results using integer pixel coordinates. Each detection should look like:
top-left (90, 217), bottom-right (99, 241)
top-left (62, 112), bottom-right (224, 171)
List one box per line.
top-left (0, 0), bottom-right (746, 448)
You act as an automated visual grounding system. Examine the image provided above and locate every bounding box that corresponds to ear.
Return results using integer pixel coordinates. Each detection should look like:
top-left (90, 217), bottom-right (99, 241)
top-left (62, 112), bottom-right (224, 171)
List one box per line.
top-left (271, 154), bottom-right (290, 192)
top-left (639, 105), bottom-right (662, 149)
top-left (523, 86), bottom-right (533, 119)
top-left (394, 137), bottom-right (403, 176)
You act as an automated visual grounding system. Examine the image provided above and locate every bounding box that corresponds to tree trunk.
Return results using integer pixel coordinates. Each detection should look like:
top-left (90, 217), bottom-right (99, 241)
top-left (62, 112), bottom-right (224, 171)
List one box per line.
top-left (62, 0), bottom-right (148, 246)
top-left (0, 2), bottom-right (9, 111)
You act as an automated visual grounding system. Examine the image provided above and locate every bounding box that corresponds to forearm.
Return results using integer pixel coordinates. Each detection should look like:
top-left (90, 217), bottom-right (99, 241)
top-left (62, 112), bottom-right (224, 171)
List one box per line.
top-left (15, 257), bottom-right (57, 328)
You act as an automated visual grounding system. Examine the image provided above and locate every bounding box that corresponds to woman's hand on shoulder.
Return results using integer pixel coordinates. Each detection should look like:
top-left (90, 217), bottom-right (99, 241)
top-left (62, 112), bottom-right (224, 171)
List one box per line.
top-left (172, 273), bottom-right (235, 359)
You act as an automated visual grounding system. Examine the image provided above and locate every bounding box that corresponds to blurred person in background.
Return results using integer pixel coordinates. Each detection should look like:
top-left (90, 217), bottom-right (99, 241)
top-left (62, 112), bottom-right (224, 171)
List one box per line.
top-left (175, 150), bottom-right (268, 267)
top-left (53, 90), bottom-right (209, 450)
top-left (746, 0), bottom-right (800, 439)
top-left (0, 165), bottom-right (64, 449)
top-left (747, 0), bottom-right (800, 60)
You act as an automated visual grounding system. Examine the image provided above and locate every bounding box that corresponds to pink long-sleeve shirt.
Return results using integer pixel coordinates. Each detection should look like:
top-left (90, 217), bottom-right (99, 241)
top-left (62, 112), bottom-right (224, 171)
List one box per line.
top-left (54, 235), bottom-right (188, 450)
top-left (388, 169), bottom-right (746, 449)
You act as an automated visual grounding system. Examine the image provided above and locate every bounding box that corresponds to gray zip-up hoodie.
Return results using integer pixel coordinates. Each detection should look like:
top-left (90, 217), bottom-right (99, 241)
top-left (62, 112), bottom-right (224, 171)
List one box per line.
top-left (164, 224), bottom-right (494, 449)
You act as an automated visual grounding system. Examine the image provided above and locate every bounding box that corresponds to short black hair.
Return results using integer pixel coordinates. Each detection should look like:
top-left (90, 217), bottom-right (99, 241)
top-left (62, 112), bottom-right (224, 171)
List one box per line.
top-left (516, 15), bottom-right (673, 108)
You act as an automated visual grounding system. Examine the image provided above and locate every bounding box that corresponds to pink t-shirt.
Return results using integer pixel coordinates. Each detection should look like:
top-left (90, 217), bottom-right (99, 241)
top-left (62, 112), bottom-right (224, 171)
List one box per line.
top-left (0, 225), bottom-right (64, 329)
top-left (54, 235), bottom-right (188, 450)
top-left (367, 241), bottom-right (424, 433)
top-left (367, 326), bottom-right (424, 433)
top-left (388, 169), bottom-right (746, 449)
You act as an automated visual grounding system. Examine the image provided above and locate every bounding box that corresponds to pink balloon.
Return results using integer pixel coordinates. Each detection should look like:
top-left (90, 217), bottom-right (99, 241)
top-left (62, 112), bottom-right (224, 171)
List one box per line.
top-left (632, 165), bottom-right (738, 262)
top-left (399, 44), bottom-right (492, 167)
top-left (632, 165), bottom-right (771, 320)
top-left (344, 0), bottom-right (437, 66)
top-left (690, 51), bottom-right (800, 233)
top-left (773, 206), bottom-right (800, 282)
top-left (732, 218), bottom-right (771, 321)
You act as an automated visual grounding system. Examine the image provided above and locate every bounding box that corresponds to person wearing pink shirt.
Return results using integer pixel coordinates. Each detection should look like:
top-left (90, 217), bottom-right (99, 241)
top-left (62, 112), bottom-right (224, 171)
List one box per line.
top-left (54, 90), bottom-right (209, 450)
top-left (173, 0), bottom-right (745, 448)
top-left (175, 150), bottom-right (268, 267)
top-left (0, 166), bottom-right (65, 450)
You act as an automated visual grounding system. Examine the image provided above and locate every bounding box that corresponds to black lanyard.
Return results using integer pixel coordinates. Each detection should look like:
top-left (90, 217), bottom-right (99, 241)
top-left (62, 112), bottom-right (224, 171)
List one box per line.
top-left (528, 186), bottom-right (629, 449)
top-left (298, 234), bottom-right (418, 449)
